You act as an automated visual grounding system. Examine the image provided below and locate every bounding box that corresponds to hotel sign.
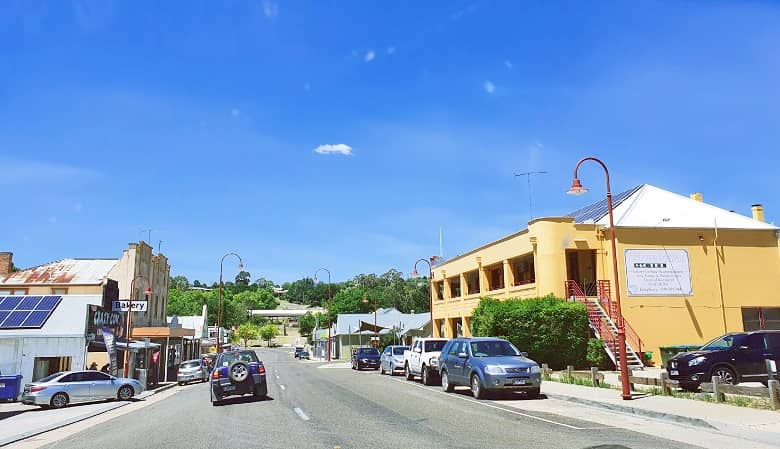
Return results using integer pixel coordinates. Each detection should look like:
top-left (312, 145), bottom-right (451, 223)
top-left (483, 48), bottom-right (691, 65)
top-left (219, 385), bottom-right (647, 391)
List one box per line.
top-left (624, 249), bottom-right (692, 296)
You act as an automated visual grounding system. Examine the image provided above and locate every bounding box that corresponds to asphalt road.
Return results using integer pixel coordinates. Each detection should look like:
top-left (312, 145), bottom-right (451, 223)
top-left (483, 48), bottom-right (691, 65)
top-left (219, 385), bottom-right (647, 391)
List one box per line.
top-left (41, 348), bottom-right (700, 449)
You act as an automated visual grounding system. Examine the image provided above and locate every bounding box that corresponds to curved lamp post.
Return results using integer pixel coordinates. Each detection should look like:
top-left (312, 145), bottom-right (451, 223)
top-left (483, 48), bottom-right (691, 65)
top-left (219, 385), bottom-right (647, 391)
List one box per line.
top-left (124, 275), bottom-right (152, 378)
top-left (218, 253), bottom-right (243, 353)
top-left (313, 268), bottom-right (333, 361)
top-left (412, 257), bottom-right (435, 337)
top-left (567, 156), bottom-right (631, 400)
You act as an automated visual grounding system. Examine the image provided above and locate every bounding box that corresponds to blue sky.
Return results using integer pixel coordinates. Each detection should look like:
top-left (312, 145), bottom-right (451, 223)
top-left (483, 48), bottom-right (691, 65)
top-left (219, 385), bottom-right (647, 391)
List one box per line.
top-left (3, 1), bottom-right (779, 284)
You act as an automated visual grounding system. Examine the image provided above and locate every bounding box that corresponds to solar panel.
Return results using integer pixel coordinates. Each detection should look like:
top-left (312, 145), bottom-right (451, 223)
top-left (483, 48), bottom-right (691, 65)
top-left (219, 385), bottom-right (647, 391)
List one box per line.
top-left (0, 295), bottom-right (62, 329)
top-left (567, 185), bottom-right (643, 224)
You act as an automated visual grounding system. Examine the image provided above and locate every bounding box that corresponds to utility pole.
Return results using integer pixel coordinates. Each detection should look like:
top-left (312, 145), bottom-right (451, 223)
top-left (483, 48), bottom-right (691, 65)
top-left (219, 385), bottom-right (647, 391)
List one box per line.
top-left (514, 171), bottom-right (547, 219)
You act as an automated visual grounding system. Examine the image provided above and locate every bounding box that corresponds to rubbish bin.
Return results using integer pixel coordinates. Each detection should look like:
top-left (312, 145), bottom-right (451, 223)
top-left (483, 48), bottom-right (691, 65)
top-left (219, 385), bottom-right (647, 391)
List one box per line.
top-left (135, 369), bottom-right (148, 390)
top-left (0, 375), bottom-right (23, 402)
top-left (660, 345), bottom-right (702, 366)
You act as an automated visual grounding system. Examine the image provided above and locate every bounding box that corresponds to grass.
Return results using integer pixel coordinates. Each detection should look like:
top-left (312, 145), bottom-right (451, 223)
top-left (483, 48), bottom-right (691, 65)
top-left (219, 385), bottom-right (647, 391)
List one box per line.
top-left (552, 374), bottom-right (612, 389)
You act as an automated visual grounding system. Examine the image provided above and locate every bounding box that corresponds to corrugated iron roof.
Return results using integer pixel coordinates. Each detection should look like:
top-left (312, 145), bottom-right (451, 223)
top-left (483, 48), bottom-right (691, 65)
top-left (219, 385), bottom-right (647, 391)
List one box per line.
top-left (0, 258), bottom-right (118, 285)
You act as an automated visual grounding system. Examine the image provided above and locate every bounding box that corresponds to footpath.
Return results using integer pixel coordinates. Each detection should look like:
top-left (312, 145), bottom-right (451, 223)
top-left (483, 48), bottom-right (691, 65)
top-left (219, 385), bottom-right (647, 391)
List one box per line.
top-left (0, 383), bottom-right (177, 447)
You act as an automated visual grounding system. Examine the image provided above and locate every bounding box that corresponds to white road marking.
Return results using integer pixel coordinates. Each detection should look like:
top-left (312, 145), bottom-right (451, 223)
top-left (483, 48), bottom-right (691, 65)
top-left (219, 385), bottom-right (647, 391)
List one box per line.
top-left (390, 377), bottom-right (604, 430)
top-left (293, 407), bottom-right (310, 421)
top-left (280, 384), bottom-right (286, 390)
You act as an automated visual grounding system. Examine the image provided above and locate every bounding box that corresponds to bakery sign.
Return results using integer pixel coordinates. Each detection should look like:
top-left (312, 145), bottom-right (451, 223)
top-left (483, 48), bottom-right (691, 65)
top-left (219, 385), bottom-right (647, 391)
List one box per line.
top-left (624, 249), bottom-right (692, 296)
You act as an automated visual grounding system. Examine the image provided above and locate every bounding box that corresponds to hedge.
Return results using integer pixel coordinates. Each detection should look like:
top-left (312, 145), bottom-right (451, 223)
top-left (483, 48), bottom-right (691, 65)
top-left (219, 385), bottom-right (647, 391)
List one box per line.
top-left (470, 295), bottom-right (589, 369)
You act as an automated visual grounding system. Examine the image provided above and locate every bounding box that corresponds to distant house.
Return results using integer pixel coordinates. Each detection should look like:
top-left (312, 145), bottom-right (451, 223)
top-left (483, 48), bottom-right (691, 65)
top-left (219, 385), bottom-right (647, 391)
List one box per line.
top-left (333, 308), bottom-right (430, 359)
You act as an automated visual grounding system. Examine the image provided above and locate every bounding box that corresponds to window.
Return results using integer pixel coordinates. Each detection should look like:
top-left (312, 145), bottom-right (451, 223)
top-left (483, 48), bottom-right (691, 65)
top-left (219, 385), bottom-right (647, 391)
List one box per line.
top-left (765, 333), bottom-right (780, 350)
top-left (0, 288), bottom-right (28, 295)
top-left (742, 307), bottom-right (780, 331)
top-left (51, 288), bottom-right (68, 295)
top-left (424, 340), bottom-right (446, 352)
top-left (743, 333), bottom-right (766, 350)
top-left (392, 347), bottom-right (407, 355)
top-left (510, 254), bottom-right (535, 286)
top-left (465, 270), bottom-right (480, 295)
top-left (32, 356), bottom-right (71, 381)
top-left (85, 371), bottom-right (112, 381)
top-left (434, 281), bottom-right (444, 300)
top-left (449, 277), bottom-right (461, 298)
top-left (486, 264), bottom-right (504, 291)
top-left (448, 341), bottom-right (462, 356)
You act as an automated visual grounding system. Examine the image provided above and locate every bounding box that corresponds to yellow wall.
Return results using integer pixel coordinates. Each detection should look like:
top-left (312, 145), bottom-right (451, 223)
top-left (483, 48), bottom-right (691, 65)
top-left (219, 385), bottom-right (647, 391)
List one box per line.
top-left (432, 217), bottom-right (780, 362)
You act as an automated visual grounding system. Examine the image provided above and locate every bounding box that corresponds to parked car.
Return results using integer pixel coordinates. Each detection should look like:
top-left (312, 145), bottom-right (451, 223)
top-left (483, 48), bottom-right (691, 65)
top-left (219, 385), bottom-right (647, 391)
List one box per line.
top-left (403, 338), bottom-right (448, 385)
top-left (380, 345), bottom-right (409, 376)
top-left (210, 349), bottom-right (267, 406)
top-left (667, 330), bottom-right (780, 391)
top-left (178, 359), bottom-right (208, 385)
top-left (438, 337), bottom-right (542, 399)
top-left (201, 353), bottom-right (217, 372)
top-left (22, 371), bottom-right (144, 409)
top-left (294, 346), bottom-right (304, 358)
top-left (351, 347), bottom-right (381, 370)
top-left (299, 351), bottom-right (310, 360)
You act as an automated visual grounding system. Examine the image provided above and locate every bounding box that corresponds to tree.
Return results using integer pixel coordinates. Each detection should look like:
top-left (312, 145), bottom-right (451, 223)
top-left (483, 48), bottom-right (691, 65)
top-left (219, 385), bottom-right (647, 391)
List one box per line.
top-left (169, 275), bottom-right (190, 290)
top-left (259, 324), bottom-right (279, 347)
top-left (298, 312), bottom-right (318, 336)
top-left (235, 323), bottom-right (260, 347)
top-left (235, 271), bottom-right (251, 286)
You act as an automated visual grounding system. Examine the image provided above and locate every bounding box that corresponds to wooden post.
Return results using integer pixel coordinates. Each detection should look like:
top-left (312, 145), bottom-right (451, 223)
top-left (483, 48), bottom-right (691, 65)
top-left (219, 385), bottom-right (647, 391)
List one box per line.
top-left (566, 365), bottom-right (574, 380)
top-left (590, 367), bottom-right (599, 387)
top-left (541, 363), bottom-right (550, 380)
top-left (660, 372), bottom-right (670, 396)
top-left (712, 375), bottom-right (723, 403)
top-left (769, 380), bottom-right (780, 411)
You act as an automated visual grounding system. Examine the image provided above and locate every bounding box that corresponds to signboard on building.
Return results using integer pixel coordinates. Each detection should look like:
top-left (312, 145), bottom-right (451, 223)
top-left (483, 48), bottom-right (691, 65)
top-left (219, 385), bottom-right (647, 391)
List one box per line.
top-left (85, 305), bottom-right (123, 342)
top-left (624, 249), bottom-right (692, 296)
top-left (112, 300), bottom-right (148, 312)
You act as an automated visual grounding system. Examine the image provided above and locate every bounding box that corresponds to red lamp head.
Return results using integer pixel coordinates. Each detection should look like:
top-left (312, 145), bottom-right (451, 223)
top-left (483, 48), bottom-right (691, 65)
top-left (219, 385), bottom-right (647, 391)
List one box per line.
top-left (567, 178), bottom-right (588, 196)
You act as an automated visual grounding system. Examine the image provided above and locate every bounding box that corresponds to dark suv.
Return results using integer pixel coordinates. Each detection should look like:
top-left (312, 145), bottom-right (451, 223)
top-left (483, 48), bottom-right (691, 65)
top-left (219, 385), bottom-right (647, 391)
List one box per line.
top-left (210, 350), bottom-right (268, 405)
top-left (667, 331), bottom-right (780, 391)
top-left (351, 347), bottom-right (381, 370)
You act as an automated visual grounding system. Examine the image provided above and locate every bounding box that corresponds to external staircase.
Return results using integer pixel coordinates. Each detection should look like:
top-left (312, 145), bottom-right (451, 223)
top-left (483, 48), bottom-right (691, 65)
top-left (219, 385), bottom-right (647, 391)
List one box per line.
top-left (566, 280), bottom-right (644, 370)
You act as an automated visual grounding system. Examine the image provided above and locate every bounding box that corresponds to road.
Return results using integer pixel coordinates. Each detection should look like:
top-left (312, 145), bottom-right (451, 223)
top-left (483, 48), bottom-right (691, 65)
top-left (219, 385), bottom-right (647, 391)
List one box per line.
top-left (39, 348), bottom-right (700, 449)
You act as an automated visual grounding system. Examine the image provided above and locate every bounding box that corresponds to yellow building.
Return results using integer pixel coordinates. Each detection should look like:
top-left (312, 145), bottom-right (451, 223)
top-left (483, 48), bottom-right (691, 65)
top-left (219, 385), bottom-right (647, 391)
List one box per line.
top-left (431, 184), bottom-right (779, 368)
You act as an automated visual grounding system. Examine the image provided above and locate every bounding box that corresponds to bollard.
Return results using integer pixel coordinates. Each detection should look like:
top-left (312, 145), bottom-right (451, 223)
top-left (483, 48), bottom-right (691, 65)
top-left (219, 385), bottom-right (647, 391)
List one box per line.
top-left (541, 363), bottom-right (550, 380)
top-left (590, 367), bottom-right (599, 387)
top-left (660, 372), bottom-right (670, 396)
top-left (712, 376), bottom-right (724, 403)
top-left (767, 359), bottom-right (776, 382)
top-left (566, 365), bottom-right (574, 380)
top-left (769, 380), bottom-right (780, 411)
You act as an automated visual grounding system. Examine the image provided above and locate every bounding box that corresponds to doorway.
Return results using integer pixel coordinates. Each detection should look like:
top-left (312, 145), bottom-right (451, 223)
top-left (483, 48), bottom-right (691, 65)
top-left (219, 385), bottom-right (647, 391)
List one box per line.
top-left (566, 250), bottom-right (597, 296)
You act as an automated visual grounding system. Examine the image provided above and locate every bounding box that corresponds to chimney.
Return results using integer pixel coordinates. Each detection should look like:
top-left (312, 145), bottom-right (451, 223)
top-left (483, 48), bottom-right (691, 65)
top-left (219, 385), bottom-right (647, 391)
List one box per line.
top-left (690, 193), bottom-right (703, 202)
top-left (752, 204), bottom-right (765, 222)
top-left (0, 252), bottom-right (12, 277)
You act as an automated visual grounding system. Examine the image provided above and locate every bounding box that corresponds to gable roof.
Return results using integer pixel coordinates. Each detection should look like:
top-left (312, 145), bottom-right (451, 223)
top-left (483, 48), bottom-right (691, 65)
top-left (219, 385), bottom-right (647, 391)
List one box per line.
top-left (1, 259), bottom-right (118, 285)
top-left (335, 307), bottom-right (430, 335)
top-left (568, 184), bottom-right (777, 230)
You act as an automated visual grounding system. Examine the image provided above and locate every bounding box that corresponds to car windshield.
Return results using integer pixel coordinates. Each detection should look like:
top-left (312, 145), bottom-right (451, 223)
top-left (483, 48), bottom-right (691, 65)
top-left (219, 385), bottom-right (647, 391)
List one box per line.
top-left (37, 372), bottom-right (64, 383)
top-left (393, 347), bottom-right (408, 355)
top-left (424, 341), bottom-right (446, 352)
top-left (358, 348), bottom-right (379, 355)
top-left (181, 361), bottom-right (200, 369)
top-left (219, 351), bottom-right (259, 366)
top-left (701, 334), bottom-right (740, 351)
top-left (470, 340), bottom-right (521, 357)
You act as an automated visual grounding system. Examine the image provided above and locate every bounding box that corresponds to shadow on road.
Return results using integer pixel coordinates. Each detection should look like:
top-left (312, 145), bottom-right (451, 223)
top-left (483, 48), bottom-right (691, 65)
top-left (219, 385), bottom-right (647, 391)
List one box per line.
top-left (0, 407), bottom-right (44, 420)
top-left (449, 388), bottom-right (548, 401)
top-left (213, 395), bottom-right (275, 407)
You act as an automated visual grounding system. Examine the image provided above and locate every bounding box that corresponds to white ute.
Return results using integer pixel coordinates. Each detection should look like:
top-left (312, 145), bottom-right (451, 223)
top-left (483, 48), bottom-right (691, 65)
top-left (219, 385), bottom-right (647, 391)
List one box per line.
top-left (403, 338), bottom-right (449, 385)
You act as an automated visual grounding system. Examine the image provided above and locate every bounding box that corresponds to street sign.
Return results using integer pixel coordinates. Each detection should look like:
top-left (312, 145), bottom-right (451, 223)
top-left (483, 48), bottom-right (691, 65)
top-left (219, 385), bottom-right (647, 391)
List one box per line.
top-left (112, 300), bottom-right (148, 312)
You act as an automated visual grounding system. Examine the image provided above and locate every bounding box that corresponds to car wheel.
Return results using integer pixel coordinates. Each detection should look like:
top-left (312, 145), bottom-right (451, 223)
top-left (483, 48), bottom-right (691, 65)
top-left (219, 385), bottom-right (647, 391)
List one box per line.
top-left (526, 387), bottom-right (540, 399)
top-left (471, 374), bottom-right (485, 399)
top-left (254, 384), bottom-right (268, 398)
top-left (118, 385), bottom-right (134, 401)
top-left (441, 371), bottom-right (453, 392)
top-left (178, 382), bottom-right (183, 386)
top-left (50, 392), bottom-right (69, 409)
top-left (405, 364), bottom-right (414, 381)
top-left (422, 366), bottom-right (430, 385)
top-left (228, 361), bottom-right (250, 383)
top-left (712, 366), bottom-right (737, 385)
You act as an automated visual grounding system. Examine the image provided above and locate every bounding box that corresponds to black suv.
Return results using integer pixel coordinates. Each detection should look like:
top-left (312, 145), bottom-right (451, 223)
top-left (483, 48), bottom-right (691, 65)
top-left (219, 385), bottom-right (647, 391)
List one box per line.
top-left (667, 330), bottom-right (780, 391)
top-left (210, 350), bottom-right (268, 405)
top-left (351, 347), bottom-right (380, 370)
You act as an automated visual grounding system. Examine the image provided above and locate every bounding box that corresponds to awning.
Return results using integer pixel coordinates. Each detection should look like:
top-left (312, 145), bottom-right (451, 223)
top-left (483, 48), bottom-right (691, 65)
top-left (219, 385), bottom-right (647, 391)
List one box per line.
top-left (358, 321), bottom-right (386, 333)
top-left (115, 339), bottom-right (161, 350)
top-left (132, 326), bottom-right (195, 338)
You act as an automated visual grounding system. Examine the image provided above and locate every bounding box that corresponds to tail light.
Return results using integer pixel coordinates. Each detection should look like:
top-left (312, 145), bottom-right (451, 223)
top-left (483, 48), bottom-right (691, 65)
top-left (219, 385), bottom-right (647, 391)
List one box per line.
top-left (258, 364), bottom-right (266, 374)
top-left (177, 370), bottom-right (182, 375)
top-left (30, 386), bottom-right (47, 393)
top-left (212, 369), bottom-right (220, 379)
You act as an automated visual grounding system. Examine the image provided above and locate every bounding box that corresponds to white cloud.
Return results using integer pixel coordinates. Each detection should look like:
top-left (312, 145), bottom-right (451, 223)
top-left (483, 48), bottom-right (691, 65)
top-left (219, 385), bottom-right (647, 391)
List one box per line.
top-left (504, 59), bottom-right (513, 69)
top-left (483, 80), bottom-right (496, 94)
top-left (364, 50), bottom-right (376, 62)
top-left (263, 0), bottom-right (279, 18)
top-left (313, 144), bottom-right (353, 156)
top-left (387, 46), bottom-right (396, 55)
top-left (0, 158), bottom-right (101, 185)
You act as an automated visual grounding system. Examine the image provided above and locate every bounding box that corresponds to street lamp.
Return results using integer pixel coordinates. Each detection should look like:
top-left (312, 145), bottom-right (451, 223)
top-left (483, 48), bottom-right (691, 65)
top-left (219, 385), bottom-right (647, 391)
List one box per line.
top-left (362, 294), bottom-right (378, 347)
top-left (124, 275), bottom-right (152, 378)
top-left (313, 268), bottom-right (333, 361)
top-left (567, 156), bottom-right (632, 401)
top-left (412, 257), bottom-right (435, 337)
top-left (218, 253), bottom-right (243, 353)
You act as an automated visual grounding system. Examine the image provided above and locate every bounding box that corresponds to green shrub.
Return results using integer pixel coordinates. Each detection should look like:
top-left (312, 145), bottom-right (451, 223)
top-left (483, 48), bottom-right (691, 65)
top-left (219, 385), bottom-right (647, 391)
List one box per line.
top-left (470, 295), bottom-right (589, 369)
top-left (586, 338), bottom-right (615, 370)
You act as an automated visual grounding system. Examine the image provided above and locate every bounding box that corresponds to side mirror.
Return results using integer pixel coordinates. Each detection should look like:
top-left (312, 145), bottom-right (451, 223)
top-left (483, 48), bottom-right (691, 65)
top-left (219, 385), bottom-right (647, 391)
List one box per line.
top-left (521, 352), bottom-right (528, 358)
top-left (413, 347), bottom-right (422, 353)
top-left (457, 352), bottom-right (468, 358)
top-left (737, 345), bottom-right (750, 351)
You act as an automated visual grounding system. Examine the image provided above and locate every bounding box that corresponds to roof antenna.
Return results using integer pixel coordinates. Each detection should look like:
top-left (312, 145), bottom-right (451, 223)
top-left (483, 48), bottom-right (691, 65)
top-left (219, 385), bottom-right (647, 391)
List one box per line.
top-left (515, 171), bottom-right (548, 219)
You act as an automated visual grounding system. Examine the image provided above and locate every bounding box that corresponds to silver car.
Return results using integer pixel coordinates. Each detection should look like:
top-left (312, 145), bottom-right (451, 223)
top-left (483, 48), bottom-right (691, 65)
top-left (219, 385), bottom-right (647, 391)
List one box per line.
top-left (22, 370), bottom-right (144, 408)
top-left (178, 359), bottom-right (208, 385)
top-left (380, 345), bottom-right (409, 375)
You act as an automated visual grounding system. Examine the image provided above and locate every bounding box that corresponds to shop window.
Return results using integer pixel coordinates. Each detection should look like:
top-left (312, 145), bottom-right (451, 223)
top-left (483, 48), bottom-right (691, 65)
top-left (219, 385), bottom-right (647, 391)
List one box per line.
top-left (449, 277), bottom-right (461, 298)
top-left (742, 307), bottom-right (780, 331)
top-left (465, 270), bottom-right (480, 295)
top-left (486, 264), bottom-right (504, 291)
top-left (0, 288), bottom-right (28, 295)
top-left (32, 356), bottom-right (71, 381)
top-left (51, 288), bottom-right (68, 295)
top-left (510, 254), bottom-right (536, 286)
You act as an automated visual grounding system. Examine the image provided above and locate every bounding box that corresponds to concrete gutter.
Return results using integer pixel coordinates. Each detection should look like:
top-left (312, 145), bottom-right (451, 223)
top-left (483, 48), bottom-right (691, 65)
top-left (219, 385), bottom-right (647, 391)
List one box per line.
top-left (0, 383), bottom-right (178, 447)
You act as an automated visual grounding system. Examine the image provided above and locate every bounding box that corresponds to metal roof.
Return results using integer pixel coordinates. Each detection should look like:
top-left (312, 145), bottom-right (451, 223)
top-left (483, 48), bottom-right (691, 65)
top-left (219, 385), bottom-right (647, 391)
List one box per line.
top-left (335, 308), bottom-right (430, 336)
top-left (567, 185), bottom-right (643, 224)
top-left (0, 259), bottom-right (118, 285)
